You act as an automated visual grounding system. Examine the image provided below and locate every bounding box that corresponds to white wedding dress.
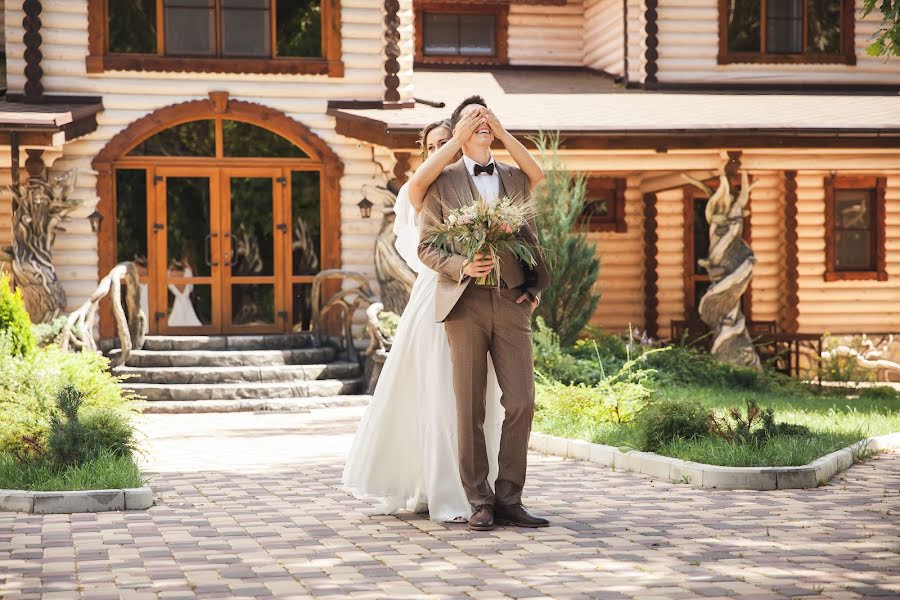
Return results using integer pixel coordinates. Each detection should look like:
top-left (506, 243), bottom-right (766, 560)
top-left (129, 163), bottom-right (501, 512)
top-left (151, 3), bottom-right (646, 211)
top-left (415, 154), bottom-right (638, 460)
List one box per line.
top-left (342, 183), bottom-right (504, 522)
top-left (167, 267), bottom-right (203, 327)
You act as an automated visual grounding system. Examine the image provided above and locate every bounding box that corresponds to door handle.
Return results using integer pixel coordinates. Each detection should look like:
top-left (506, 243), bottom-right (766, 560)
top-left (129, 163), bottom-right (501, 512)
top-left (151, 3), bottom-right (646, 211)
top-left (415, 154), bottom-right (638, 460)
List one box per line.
top-left (226, 233), bottom-right (239, 267)
top-left (205, 233), bottom-right (219, 267)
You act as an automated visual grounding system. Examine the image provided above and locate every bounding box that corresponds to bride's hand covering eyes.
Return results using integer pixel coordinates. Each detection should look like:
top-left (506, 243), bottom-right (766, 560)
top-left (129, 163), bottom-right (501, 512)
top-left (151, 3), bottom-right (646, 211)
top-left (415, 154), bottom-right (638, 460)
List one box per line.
top-left (452, 109), bottom-right (484, 144)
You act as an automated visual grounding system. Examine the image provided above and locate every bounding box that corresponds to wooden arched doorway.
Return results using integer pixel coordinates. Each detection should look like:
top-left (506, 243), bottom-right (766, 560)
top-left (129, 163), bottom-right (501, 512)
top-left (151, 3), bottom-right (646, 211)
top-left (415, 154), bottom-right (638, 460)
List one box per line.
top-left (93, 93), bottom-right (342, 338)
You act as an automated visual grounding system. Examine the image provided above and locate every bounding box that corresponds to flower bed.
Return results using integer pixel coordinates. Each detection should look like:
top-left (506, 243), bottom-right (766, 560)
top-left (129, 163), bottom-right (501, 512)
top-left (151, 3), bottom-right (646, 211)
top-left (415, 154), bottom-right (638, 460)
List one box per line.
top-left (0, 276), bottom-right (146, 500)
top-left (531, 320), bottom-right (900, 468)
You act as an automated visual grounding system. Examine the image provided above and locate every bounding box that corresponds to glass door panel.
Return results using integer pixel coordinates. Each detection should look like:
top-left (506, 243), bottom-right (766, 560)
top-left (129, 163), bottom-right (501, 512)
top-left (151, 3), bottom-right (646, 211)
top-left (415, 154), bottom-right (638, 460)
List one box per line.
top-left (222, 169), bottom-right (285, 332)
top-left (155, 168), bottom-right (221, 334)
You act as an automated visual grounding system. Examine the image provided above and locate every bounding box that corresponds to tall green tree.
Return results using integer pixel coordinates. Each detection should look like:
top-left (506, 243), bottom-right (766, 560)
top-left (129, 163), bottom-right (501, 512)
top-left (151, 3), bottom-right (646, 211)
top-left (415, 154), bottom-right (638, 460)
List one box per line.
top-left (529, 132), bottom-right (600, 347)
top-left (863, 0), bottom-right (900, 56)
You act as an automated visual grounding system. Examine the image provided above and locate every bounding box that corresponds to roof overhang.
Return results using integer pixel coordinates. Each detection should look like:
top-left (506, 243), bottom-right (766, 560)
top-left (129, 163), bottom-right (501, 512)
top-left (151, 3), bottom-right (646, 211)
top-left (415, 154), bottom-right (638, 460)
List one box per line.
top-left (329, 106), bottom-right (900, 151)
top-left (328, 69), bottom-right (900, 152)
top-left (0, 95), bottom-right (103, 146)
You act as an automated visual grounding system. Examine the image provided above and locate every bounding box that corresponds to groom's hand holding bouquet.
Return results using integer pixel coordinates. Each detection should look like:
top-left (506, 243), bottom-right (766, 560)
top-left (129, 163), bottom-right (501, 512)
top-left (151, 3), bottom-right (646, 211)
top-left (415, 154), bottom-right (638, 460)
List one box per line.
top-left (422, 196), bottom-right (538, 288)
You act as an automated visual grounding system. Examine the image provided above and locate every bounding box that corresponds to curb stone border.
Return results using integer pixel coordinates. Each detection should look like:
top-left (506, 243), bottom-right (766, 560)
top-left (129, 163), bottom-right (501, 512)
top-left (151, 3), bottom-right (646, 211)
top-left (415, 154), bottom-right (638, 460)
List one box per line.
top-left (528, 431), bottom-right (900, 490)
top-left (0, 486), bottom-right (154, 513)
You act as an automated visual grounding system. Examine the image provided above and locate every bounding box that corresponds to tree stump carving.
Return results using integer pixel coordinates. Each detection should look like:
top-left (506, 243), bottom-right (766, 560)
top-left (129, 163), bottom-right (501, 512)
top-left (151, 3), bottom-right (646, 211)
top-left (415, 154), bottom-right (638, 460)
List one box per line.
top-left (363, 184), bottom-right (416, 315)
top-left (1, 170), bottom-right (79, 323)
top-left (684, 171), bottom-right (762, 369)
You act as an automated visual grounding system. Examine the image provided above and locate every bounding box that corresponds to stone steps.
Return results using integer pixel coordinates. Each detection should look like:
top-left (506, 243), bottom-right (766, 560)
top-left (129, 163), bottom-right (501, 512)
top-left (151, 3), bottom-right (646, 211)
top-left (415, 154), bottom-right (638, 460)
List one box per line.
top-left (114, 362), bottom-right (360, 385)
top-left (136, 395), bottom-right (372, 414)
top-left (113, 334), bottom-right (362, 410)
top-left (140, 334), bottom-right (317, 352)
top-left (114, 347), bottom-right (336, 368)
top-left (123, 379), bottom-right (364, 402)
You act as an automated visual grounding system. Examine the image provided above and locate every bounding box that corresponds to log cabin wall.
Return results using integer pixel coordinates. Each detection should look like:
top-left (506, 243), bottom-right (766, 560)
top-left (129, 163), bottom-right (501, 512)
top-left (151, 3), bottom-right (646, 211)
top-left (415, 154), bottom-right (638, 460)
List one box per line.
top-left (747, 172), bottom-right (785, 325)
top-left (538, 153), bottom-right (900, 338)
top-left (626, 0), bottom-right (646, 82)
top-left (655, 0), bottom-right (900, 85)
top-left (3, 0), bottom-right (406, 311)
top-left (508, 0), bottom-right (585, 66)
top-left (397, 0), bottom-right (416, 101)
top-left (583, 0), bottom-right (626, 77)
top-left (653, 187), bottom-right (686, 332)
top-left (794, 172), bottom-right (900, 334)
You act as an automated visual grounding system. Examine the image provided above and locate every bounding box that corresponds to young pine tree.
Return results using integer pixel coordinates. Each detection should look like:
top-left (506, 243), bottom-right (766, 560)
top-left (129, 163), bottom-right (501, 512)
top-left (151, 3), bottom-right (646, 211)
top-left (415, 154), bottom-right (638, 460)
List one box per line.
top-left (529, 132), bottom-right (601, 347)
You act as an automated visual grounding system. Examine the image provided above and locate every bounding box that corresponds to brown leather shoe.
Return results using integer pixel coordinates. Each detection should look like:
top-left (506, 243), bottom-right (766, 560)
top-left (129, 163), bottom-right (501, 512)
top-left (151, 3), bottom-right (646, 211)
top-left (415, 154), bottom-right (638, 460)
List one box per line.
top-left (467, 504), bottom-right (495, 531)
top-left (495, 504), bottom-right (549, 528)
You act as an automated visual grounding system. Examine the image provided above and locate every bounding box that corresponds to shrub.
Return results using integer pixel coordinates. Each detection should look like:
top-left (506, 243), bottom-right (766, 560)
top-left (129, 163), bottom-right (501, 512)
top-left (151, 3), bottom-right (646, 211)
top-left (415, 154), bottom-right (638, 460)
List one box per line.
top-left (537, 355), bottom-right (656, 431)
top-left (0, 339), bottom-right (134, 460)
top-left (858, 385), bottom-right (900, 401)
top-left (529, 131), bottom-right (600, 346)
top-left (47, 386), bottom-right (136, 466)
top-left (641, 343), bottom-right (780, 391)
top-left (635, 399), bottom-right (709, 452)
top-left (532, 318), bottom-right (604, 385)
top-left (32, 316), bottom-right (71, 347)
top-left (708, 400), bottom-right (812, 447)
top-left (378, 310), bottom-right (401, 338)
top-left (0, 273), bottom-right (36, 356)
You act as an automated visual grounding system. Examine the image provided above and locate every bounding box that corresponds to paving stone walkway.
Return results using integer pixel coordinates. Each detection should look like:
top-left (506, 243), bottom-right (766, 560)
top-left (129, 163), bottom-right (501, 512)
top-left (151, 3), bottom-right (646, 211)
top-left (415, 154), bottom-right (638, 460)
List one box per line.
top-left (1, 407), bottom-right (898, 600)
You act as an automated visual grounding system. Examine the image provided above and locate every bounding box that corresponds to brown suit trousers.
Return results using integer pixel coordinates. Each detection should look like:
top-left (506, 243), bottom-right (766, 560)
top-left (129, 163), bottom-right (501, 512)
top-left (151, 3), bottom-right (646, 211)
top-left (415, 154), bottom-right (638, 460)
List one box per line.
top-left (445, 285), bottom-right (535, 508)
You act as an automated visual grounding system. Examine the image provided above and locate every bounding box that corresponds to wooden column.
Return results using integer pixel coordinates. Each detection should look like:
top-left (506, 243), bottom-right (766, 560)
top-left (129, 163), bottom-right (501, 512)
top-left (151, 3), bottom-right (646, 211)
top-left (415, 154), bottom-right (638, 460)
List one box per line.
top-left (24, 149), bottom-right (45, 178)
top-left (23, 0), bottom-right (44, 100)
top-left (783, 170), bottom-right (800, 333)
top-left (383, 0), bottom-right (402, 103)
top-left (643, 0), bottom-right (659, 87)
top-left (642, 192), bottom-right (659, 338)
top-left (388, 151), bottom-right (411, 193)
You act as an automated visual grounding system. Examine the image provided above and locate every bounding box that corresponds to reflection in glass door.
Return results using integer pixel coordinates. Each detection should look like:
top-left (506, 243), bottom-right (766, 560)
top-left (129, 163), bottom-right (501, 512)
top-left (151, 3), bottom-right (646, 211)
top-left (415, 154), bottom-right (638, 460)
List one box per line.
top-left (154, 168), bottom-right (221, 334)
top-left (222, 169), bottom-right (285, 333)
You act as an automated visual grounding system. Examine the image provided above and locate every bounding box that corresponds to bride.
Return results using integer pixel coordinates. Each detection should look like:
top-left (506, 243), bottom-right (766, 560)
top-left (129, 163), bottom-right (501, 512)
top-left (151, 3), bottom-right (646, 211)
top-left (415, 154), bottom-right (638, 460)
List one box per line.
top-left (342, 107), bottom-right (544, 522)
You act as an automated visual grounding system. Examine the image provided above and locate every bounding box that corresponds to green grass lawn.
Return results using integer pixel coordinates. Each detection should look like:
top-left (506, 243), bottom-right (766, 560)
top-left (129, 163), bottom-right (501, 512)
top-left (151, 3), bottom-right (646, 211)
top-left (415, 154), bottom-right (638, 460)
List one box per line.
top-left (534, 382), bottom-right (900, 467)
top-left (0, 451), bottom-right (144, 492)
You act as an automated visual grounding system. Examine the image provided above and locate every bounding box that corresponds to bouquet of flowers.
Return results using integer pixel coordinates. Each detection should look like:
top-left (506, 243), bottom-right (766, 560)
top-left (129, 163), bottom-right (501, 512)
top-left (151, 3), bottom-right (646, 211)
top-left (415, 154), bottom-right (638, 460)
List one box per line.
top-left (423, 196), bottom-right (537, 286)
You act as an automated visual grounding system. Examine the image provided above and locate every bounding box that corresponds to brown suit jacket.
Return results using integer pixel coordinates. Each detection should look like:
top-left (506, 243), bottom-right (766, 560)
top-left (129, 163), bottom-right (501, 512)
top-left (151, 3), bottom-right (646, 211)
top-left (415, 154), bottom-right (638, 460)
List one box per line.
top-left (418, 157), bottom-right (550, 322)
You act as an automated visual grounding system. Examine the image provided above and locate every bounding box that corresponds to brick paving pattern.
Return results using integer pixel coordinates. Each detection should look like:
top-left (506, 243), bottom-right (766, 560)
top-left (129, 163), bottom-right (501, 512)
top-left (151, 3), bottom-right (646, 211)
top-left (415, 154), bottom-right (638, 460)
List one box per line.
top-left (1, 407), bottom-right (898, 599)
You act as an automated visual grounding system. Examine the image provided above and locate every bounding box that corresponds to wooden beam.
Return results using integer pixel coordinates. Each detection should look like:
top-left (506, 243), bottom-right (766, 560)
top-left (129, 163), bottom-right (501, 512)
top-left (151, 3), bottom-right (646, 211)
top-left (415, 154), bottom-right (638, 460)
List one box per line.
top-left (642, 192), bottom-right (659, 339)
top-left (783, 170), bottom-right (799, 334)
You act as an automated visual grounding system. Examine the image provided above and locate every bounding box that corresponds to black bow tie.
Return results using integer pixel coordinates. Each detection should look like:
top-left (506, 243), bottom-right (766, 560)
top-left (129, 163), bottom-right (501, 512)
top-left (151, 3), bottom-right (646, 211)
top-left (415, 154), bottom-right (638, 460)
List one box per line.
top-left (473, 162), bottom-right (494, 176)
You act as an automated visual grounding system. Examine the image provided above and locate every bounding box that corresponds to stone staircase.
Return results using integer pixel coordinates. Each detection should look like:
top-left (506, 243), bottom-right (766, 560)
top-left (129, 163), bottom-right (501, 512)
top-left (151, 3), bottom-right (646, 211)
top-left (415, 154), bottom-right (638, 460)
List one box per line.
top-left (111, 334), bottom-right (367, 413)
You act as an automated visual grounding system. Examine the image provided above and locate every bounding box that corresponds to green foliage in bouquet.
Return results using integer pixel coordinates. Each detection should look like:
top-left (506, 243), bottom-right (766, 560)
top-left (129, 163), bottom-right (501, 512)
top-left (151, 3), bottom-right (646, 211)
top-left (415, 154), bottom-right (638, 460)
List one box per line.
top-left (528, 131), bottom-right (600, 346)
top-left (0, 273), bottom-right (36, 356)
top-left (422, 197), bottom-right (537, 286)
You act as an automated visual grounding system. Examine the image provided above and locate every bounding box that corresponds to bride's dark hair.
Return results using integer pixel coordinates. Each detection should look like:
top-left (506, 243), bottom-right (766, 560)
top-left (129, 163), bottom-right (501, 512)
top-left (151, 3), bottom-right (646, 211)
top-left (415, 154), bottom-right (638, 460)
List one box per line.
top-left (417, 119), bottom-right (451, 160)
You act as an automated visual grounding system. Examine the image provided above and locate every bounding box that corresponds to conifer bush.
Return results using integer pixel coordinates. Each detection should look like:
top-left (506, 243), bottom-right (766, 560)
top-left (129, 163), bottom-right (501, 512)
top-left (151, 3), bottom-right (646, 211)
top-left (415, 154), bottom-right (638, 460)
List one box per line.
top-left (529, 132), bottom-right (600, 346)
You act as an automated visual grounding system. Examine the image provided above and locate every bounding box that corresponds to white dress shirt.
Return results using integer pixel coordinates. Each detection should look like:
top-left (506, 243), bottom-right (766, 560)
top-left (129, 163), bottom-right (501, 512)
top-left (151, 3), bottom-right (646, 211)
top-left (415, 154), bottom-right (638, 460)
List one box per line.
top-left (463, 154), bottom-right (501, 205)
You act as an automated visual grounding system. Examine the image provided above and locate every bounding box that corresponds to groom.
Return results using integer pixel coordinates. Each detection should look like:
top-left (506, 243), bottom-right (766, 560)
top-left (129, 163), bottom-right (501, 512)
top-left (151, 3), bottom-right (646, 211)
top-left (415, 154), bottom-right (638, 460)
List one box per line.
top-left (418, 96), bottom-right (550, 531)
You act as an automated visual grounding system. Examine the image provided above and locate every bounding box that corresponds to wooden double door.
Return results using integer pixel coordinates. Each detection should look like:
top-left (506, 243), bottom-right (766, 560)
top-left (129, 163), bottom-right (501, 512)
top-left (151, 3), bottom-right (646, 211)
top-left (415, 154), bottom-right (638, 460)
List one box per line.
top-left (152, 166), bottom-right (291, 334)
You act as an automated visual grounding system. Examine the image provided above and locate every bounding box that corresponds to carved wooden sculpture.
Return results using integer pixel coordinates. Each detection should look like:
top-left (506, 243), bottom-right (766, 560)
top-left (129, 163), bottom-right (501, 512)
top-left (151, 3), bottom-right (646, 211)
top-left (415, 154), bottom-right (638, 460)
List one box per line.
top-left (309, 269), bottom-right (379, 362)
top-left (2, 170), bottom-right (79, 323)
top-left (684, 171), bottom-right (761, 369)
top-left (821, 334), bottom-right (900, 383)
top-left (61, 261), bottom-right (146, 367)
top-left (363, 184), bottom-right (416, 314)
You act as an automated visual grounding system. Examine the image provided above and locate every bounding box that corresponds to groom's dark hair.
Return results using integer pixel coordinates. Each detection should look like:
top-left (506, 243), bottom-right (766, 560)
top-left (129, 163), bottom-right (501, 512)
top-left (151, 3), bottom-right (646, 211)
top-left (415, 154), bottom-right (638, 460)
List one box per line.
top-left (449, 95), bottom-right (488, 130)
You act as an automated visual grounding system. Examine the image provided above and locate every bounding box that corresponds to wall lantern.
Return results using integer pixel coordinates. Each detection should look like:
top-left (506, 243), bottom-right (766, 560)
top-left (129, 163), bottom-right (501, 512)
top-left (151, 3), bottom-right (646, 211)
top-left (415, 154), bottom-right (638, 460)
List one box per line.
top-left (87, 210), bottom-right (104, 233)
top-left (357, 197), bottom-right (374, 219)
